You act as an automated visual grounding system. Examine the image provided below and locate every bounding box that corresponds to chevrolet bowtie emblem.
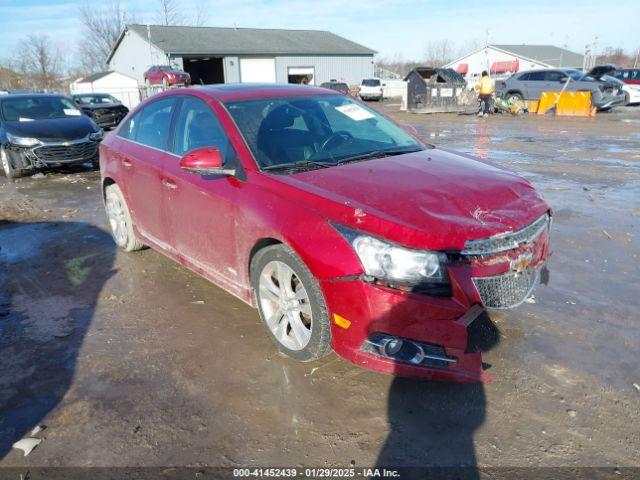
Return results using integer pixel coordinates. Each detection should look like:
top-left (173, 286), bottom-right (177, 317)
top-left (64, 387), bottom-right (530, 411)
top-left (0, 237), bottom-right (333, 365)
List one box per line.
top-left (510, 252), bottom-right (533, 274)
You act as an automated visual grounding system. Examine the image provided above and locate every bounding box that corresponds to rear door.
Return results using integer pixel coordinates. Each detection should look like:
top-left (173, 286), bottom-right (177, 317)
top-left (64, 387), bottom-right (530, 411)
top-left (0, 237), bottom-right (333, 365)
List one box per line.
top-left (163, 95), bottom-right (242, 286)
top-left (524, 71), bottom-right (548, 99)
top-left (117, 97), bottom-right (177, 247)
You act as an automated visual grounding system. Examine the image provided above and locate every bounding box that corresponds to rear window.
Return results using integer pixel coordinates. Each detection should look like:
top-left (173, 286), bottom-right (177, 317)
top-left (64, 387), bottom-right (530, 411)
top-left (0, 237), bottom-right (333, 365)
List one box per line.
top-left (362, 79), bottom-right (381, 87)
top-left (528, 72), bottom-right (546, 81)
top-left (135, 98), bottom-right (176, 150)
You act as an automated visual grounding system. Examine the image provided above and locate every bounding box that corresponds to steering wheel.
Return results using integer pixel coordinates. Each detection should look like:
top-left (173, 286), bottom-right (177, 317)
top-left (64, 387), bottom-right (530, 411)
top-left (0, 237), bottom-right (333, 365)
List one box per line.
top-left (320, 131), bottom-right (354, 152)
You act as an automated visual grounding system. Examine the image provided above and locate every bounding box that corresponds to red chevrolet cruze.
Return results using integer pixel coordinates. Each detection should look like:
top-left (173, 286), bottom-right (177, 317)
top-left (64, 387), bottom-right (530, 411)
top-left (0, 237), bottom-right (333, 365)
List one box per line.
top-left (100, 84), bottom-right (551, 382)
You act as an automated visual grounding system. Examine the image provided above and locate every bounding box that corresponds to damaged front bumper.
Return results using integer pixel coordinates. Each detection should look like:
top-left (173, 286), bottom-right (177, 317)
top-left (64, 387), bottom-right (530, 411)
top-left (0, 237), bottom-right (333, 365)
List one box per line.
top-left (4, 136), bottom-right (100, 171)
top-left (323, 213), bottom-right (551, 382)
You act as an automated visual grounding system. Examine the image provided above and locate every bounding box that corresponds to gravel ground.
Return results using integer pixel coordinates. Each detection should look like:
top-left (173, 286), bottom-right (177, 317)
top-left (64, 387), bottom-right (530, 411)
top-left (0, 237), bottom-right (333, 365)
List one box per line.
top-left (0, 103), bottom-right (639, 475)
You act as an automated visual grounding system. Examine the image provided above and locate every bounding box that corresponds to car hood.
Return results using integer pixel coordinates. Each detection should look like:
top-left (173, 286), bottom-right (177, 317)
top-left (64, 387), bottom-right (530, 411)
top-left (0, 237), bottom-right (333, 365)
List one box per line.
top-left (3, 116), bottom-right (98, 142)
top-left (274, 148), bottom-right (549, 251)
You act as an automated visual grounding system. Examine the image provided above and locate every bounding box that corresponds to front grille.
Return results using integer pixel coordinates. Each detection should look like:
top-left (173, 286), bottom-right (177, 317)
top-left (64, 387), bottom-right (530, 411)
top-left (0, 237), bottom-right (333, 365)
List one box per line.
top-left (462, 213), bottom-right (550, 256)
top-left (472, 268), bottom-right (538, 309)
top-left (33, 141), bottom-right (98, 163)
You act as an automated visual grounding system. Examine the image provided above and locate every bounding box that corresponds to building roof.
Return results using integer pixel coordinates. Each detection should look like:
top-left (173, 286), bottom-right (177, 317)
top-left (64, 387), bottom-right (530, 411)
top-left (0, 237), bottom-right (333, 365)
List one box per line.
top-left (77, 71), bottom-right (114, 83)
top-left (119, 24), bottom-right (376, 58)
top-left (491, 45), bottom-right (584, 68)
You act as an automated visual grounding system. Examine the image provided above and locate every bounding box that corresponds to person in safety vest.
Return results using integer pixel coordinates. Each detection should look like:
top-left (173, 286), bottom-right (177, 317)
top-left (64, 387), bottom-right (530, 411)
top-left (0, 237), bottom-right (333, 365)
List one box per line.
top-left (475, 70), bottom-right (495, 117)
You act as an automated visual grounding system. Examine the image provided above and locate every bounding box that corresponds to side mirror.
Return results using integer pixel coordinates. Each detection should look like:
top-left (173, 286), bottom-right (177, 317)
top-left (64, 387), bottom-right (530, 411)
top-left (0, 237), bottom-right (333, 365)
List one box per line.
top-left (179, 147), bottom-right (235, 176)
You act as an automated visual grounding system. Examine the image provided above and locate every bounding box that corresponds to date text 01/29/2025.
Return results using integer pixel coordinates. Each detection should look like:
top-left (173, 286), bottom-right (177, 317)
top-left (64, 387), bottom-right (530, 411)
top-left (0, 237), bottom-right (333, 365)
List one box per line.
top-left (232, 468), bottom-right (400, 478)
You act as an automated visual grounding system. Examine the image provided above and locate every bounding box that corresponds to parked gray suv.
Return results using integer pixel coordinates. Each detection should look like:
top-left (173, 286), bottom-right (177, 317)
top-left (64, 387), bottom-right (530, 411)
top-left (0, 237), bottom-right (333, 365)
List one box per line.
top-left (496, 66), bottom-right (626, 111)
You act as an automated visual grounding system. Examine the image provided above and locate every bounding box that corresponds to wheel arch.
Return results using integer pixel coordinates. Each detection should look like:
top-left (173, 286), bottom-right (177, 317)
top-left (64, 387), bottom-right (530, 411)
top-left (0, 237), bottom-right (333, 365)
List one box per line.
top-left (248, 237), bottom-right (283, 277)
top-left (102, 177), bottom-right (116, 202)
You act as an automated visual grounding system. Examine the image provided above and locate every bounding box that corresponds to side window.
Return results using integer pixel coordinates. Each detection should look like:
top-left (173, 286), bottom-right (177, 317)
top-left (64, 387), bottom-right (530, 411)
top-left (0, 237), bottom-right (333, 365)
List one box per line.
top-left (518, 73), bottom-right (530, 81)
top-left (117, 111), bottom-right (140, 140)
top-left (528, 71), bottom-right (546, 81)
top-left (546, 71), bottom-right (567, 82)
top-left (136, 98), bottom-right (176, 150)
top-left (171, 96), bottom-right (233, 159)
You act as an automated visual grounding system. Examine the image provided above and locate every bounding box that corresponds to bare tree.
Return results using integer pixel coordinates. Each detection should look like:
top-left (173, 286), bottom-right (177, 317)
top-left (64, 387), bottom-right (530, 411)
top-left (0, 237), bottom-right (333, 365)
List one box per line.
top-left (155, 0), bottom-right (184, 26)
top-left (193, 3), bottom-right (210, 27)
top-left (423, 40), bottom-right (454, 67)
top-left (78, 2), bottom-right (135, 74)
top-left (16, 35), bottom-right (63, 91)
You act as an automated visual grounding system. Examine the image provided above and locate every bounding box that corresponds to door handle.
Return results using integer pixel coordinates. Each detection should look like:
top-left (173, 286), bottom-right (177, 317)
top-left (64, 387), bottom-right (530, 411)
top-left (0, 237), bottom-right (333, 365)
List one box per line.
top-left (162, 178), bottom-right (177, 190)
top-left (121, 159), bottom-right (132, 167)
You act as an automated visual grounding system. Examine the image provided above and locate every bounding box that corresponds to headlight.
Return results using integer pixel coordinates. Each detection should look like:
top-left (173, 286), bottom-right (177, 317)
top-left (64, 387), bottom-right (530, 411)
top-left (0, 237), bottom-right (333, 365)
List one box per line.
top-left (89, 131), bottom-right (103, 141)
top-left (7, 132), bottom-right (40, 147)
top-left (334, 225), bottom-right (448, 286)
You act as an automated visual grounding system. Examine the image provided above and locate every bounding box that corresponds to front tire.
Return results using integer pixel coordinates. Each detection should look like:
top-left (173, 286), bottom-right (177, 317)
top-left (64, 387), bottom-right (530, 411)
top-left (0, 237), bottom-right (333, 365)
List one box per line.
top-left (251, 245), bottom-right (331, 362)
top-left (1, 147), bottom-right (22, 180)
top-left (104, 183), bottom-right (145, 252)
top-left (623, 91), bottom-right (630, 106)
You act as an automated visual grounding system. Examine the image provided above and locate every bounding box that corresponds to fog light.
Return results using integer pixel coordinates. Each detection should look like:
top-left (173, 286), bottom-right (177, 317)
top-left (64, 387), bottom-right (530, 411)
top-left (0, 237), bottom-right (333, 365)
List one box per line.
top-left (383, 338), bottom-right (403, 356)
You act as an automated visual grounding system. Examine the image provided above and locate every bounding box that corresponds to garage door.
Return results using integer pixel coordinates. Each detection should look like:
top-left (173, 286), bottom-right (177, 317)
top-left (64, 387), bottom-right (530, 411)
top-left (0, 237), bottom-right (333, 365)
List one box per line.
top-left (240, 58), bottom-right (276, 83)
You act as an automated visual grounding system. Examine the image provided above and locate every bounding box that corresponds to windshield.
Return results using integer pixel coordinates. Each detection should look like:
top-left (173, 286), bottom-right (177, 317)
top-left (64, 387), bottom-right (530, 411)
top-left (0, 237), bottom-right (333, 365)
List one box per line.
top-left (362, 79), bottom-right (381, 87)
top-left (1, 96), bottom-right (82, 122)
top-left (225, 94), bottom-right (424, 171)
top-left (159, 66), bottom-right (173, 71)
top-left (74, 94), bottom-right (118, 104)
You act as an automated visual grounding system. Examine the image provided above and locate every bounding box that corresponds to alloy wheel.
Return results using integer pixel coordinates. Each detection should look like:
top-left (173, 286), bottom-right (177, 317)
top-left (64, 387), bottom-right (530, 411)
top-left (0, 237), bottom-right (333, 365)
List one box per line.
top-left (105, 194), bottom-right (128, 246)
top-left (258, 260), bottom-right (312, 351)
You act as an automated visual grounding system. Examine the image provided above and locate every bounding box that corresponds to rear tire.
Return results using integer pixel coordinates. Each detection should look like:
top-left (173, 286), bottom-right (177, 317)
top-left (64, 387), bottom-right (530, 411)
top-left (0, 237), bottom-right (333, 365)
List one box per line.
top-left (251, 244), bottom-right (331, 362)
top-left (104, 183), bottom-right (145, 252)
top-left (1, 147), bottom-right (22, 180)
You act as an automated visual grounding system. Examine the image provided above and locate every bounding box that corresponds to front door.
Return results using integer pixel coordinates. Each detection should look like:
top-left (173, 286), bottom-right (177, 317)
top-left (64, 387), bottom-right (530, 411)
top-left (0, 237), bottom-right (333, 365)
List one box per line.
top-left (523, 71), bottom-right (547, 99)
top-left (162, 95), bottom-right (243, 289)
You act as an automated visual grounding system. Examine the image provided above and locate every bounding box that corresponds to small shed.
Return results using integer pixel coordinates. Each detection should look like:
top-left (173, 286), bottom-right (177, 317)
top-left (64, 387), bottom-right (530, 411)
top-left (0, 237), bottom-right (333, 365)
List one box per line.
top-left (404, 67), bottom-right (466, 113)
top-left (70, 71), bottom-right (140, 109)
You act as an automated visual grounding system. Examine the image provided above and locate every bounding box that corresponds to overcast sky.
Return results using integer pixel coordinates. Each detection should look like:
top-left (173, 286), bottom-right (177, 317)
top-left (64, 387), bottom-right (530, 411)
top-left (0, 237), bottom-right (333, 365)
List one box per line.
top-left (1, 0), bottom-right (638, 64)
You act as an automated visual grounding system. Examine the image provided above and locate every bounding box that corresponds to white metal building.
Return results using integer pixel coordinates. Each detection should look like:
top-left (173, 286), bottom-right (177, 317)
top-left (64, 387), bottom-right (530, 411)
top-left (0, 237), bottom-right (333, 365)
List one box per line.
top-left (107, 25), bottom-right (376, 87)
top-left (70, 71), bottom-right (140, 108)
top-left (445, 44), bottom-right (585, 80)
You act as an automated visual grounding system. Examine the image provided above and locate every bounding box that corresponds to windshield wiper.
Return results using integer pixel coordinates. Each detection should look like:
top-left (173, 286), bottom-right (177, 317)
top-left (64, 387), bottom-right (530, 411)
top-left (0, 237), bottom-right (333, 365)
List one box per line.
top-left (336, 148), bottom-right (423, 165)
top-left (262, 160), bottom-right (333, 172)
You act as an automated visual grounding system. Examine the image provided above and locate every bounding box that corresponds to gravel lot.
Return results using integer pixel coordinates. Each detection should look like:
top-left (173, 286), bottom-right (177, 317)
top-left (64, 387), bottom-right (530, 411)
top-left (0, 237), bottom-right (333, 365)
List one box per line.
top-left (0, 103), bottom-right (639, 474)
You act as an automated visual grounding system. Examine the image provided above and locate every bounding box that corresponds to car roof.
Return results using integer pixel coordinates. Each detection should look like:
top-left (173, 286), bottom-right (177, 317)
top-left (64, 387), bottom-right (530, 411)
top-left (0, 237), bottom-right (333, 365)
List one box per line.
top-left (169, 83), bottom-right (336, 102)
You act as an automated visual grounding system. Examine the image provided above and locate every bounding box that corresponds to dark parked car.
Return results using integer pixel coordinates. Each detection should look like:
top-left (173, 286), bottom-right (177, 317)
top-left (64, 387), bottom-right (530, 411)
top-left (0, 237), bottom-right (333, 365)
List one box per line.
top-left (0, 94), bottom-right (102, 179)
top-left (71, 93), bottom-right (129, 129)
top-left (144, 65), bottom-right (191, 87)
top-left (496, 66), bottom-right (626, 110)
top-left (99, 84), bottom-right (551, 382)
top-left (320, 81), bottom-right (350, 95)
